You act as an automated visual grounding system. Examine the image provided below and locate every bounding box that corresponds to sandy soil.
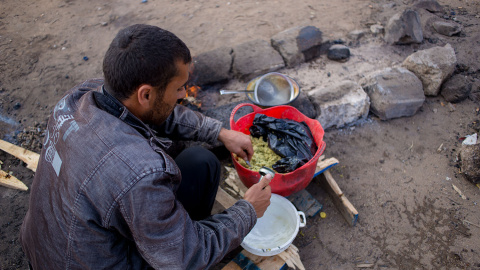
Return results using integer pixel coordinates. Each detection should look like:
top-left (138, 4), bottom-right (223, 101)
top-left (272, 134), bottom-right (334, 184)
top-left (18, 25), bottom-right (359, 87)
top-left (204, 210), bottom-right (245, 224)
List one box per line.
top-left (1, 0), bottom-right (480, 269)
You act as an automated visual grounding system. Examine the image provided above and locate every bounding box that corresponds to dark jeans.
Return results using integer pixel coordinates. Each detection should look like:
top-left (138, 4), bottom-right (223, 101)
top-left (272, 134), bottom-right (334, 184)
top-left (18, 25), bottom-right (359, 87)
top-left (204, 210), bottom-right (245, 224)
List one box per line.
top-left (175, 146), bottom-right (221, 221)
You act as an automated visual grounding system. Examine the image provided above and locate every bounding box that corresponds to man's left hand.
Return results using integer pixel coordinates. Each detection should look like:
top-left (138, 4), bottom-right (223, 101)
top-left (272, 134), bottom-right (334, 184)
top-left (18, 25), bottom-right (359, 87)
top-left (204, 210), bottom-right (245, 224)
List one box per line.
top-left (218, 128), bottom-right (253, 163)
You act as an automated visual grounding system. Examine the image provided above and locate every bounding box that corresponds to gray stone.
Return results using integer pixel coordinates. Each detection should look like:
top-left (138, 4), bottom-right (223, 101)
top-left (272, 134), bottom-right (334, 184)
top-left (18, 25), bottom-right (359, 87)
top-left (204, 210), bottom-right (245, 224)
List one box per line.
top-left (232, 39), bottom-right (285, 80)
top-left (441, 75), bottom-right (472, 103)
top-left (192, 47), bottom-right (233, 86)
top-left (359, 67), bottom-right (425, 120)
top-left (348, 30), bottom-right (366, 41)
top-left (308, 80), bottom-right (370, 129)
top-left (271, 26), bottom-right (323, 67)
top-left (203, 100), bottom-right (250, 130)
top-left (402, 44), bottom-right (457, 96)
top-left (433, 21), bottom-right (462, 36)
top-left (370, 24), bottom-right (384, 35)
top-left (385, 9), bottom-right (423, 45)
top-left (470, 78), bottom-right (480, 102)
top-left (327, 44), bottom-right (350, 62)
top-left (412, 0), bottom-right (444, 13)
top-left (460, 143), bottom-right (480, 184)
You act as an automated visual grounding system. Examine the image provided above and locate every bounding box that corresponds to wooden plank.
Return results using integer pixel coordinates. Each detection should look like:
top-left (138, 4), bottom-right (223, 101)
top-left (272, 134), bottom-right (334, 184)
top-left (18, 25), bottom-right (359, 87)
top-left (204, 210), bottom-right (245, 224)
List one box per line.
top-left (0, 170), bottom-right (28, 191)
top-left (277, 244), bottom-right (305, 270)
top-left (316, 170), bottom-right (358, 226)
top-left (216, 187), bottom-right (238, 209)
top-left (224, 166), bottom-right (248, 197)
top-left (223, 250), bottom-right (287, 270)
top-left (314, 157), bottom-right (339, 178)
top-left (0, 139), bottom-right (40, 172)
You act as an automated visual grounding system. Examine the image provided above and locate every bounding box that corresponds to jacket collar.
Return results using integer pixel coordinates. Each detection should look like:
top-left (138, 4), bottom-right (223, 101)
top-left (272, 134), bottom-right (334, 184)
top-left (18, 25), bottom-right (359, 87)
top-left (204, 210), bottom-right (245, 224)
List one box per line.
top-left (93, 86), bottom-right (172, 150)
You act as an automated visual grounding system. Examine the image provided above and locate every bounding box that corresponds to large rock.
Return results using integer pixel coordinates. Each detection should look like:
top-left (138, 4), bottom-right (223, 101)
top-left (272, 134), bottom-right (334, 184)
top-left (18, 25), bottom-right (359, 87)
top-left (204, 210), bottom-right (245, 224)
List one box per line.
top-left (232, 39), bottom-right (285, 80)
top-left (360, 67), bottom-right (425, 120)
top-left (191, 47), bottom-right (233, 86)
top-left (271, 26), bottom-right (323, 67)
top-left (460, 143), bottom-right (480, 184)
top-left (308, 81), bottom-right (370, 129)
top-left (441, 74), bottom-right (472, 103)
top-left (402, 44), bottom-right (457, 96)
top-left (432, 21), bottom-right (462, 36)
top-left (385, 9), bottom-right (423, 44)
top-left (412, 0), bottom-right (444, 13)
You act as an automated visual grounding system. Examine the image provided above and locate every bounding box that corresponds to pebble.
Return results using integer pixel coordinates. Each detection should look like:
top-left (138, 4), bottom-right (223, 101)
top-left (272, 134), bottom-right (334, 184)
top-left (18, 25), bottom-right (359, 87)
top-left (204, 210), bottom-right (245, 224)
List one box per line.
top-left (13, 102), bottom-right (21, 110)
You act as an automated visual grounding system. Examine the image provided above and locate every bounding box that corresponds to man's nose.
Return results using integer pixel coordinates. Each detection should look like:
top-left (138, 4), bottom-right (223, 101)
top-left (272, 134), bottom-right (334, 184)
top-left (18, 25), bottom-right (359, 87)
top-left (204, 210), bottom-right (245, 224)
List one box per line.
top-left (177, 87), bottom-right (186, 99)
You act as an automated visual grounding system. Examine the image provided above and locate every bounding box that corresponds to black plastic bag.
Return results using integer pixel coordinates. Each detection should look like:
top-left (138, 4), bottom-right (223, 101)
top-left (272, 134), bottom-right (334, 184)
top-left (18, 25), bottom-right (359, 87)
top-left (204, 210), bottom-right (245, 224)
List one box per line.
top-left (249, 114), bottom-right (317, 173)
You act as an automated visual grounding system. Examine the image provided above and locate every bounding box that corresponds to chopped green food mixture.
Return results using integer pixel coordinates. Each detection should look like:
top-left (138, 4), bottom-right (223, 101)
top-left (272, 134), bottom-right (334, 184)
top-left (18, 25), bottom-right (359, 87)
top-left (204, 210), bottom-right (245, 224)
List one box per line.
top-left (238, 136), bottom-right (282, 171)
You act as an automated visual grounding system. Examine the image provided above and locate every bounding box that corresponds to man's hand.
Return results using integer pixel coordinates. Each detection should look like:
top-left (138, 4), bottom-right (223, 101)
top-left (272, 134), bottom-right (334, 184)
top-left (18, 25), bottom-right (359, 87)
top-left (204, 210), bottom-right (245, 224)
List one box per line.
top-left (217, 128), bottom-right (253, 163)
top-left (243, 174), bottom-right (272, 218)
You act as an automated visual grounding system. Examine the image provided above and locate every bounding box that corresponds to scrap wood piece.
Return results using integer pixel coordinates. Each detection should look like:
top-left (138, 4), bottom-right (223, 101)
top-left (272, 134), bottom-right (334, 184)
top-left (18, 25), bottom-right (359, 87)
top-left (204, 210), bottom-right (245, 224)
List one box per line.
top-left (216, 187), bottom-right (238, 209)
top-left (277, 244), bottom-right (305, 270)
top-left (0, 170), bottom-right (28, 191)
top-left (0, 139), bottom-right (40, 172)
top-left (224, 166), bottom-right (248, 197)
top-left (452, 184), bottom-right (467, 200)
top-left (222, 245), bottom-right (304, 270)
top-left (222, 249), bottom-right (287, 270)
top-left (315, 170), bottom-right (358, 226)
top-left (314, 157), bottom-right (339, 177)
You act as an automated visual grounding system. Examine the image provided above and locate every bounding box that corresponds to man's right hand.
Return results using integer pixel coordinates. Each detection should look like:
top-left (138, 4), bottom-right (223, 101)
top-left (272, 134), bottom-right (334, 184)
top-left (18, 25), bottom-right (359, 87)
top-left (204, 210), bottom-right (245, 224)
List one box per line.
top-left (243, 174), bottom-right (272, 218)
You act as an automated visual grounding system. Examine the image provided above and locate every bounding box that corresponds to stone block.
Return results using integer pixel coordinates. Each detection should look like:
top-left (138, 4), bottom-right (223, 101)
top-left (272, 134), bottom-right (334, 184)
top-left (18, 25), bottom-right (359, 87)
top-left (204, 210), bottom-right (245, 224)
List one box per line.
top-left (308, 80), bottom-right (370, 129)
top-left (402, 44), bottom-right (457, 96)
top-left (192, 47), bottom-right (233, 86)
top-left (232, 39), bottom-right (285, 80)
top-left (385, 9), bottom-right (423, 44)
top-left (433, 21), bottom-right (462, 36)
top-left (441, 74), bottom-right (472, 103)
top-left (360, 67), bottom-right (425, 120)
top-left (271, 26), bottom-right (323, 67)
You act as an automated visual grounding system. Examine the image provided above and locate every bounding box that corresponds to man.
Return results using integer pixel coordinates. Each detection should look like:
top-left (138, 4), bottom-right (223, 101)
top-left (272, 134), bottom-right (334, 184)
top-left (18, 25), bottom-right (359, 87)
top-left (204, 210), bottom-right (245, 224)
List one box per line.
top-left (20, 24), bottom-right (272, 269)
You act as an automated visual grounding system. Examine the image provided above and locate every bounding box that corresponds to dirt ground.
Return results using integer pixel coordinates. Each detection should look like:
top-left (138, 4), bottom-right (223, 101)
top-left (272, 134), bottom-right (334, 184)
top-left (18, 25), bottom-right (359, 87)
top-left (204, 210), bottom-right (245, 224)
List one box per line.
top-left (1, 0), bottom-right (480, 269)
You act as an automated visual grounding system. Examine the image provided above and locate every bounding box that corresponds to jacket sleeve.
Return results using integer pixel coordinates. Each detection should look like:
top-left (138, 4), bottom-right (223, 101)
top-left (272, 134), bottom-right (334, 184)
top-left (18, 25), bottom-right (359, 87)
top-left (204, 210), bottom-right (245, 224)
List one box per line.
top-left (116, 172), bottom-right (257, 270)
top-left (153, 105), bottom-right (223, 145)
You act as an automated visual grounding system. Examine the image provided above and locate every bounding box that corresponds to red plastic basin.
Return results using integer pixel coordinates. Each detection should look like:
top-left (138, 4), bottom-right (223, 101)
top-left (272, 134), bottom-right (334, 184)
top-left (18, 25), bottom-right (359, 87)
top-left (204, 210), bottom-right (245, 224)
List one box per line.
top-left (230, 103), bottom-right (326, 197)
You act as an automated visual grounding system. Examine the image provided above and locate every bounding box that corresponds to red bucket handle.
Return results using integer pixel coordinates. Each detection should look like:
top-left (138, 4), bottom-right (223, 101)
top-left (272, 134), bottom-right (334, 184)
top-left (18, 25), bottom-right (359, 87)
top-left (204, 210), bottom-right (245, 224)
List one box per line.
top-left (229, 103), bottom-right (263, 131)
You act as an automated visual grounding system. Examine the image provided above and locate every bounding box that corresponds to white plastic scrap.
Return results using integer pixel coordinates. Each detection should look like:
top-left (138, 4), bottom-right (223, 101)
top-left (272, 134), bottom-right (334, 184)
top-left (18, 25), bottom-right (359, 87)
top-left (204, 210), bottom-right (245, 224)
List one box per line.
top-left (462, 133), bottom-right (477, 145)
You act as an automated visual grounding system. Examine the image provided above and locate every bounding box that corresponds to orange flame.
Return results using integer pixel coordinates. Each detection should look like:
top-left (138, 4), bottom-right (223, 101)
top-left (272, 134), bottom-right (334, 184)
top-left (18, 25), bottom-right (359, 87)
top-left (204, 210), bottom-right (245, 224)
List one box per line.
top-left (182, 85), bottom-right (202, 107)
top-left (186, 85), bottom-right (200, 98)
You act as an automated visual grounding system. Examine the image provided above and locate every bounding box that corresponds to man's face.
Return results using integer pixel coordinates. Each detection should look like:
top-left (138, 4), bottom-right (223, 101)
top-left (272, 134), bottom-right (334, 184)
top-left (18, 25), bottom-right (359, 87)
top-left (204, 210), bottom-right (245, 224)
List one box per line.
top-left (144, 61), bottom-right (189, 125)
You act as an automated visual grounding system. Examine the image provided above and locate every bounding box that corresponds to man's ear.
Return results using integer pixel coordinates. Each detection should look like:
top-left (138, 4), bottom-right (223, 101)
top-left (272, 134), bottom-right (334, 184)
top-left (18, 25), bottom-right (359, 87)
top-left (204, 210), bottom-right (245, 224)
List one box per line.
top-left (136, 84), bottom-right (155, 109)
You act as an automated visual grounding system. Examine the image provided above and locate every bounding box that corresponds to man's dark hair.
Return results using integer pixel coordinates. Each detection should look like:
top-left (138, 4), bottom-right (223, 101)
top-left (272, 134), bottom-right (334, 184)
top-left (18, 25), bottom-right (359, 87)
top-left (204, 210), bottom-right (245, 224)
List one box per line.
top-left (103, 24), bottom-right (191, 101)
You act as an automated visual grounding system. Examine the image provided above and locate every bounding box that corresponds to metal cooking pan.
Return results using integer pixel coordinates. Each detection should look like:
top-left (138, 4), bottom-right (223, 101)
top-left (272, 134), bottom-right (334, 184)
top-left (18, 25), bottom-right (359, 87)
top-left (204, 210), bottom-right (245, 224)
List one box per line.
top-left (220, 73), bottom-right (300, 107)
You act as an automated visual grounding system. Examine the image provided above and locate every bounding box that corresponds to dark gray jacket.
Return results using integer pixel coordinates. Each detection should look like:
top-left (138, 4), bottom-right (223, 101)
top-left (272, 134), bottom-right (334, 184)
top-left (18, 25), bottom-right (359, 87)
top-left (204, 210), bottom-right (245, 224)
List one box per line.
top-left (20, 79), bottom-right (256, 269)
